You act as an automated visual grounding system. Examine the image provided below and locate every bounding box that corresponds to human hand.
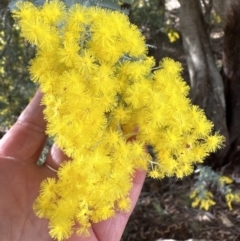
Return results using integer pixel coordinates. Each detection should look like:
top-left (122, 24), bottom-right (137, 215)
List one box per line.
top-left (0, 90), bottom-right (146, 241)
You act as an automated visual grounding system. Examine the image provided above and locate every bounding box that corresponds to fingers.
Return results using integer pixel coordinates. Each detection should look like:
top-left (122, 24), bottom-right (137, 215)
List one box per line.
top-left (44, 143), bottom-right (69, 171)
top-left (0, 90), bottom-right (47, 164)
top-left (91, 170), bottom-right (146, 241)
top-left (66, 170), bottom-right (146, 241)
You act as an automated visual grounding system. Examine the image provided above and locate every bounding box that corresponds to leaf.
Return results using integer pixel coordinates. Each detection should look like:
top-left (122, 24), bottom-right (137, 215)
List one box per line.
top-left (152, 201), bottom-right (164, 215)
top-left (34, 0), bottom-right (46, 5)
top-left (0, 100), bottom-right (8, 109)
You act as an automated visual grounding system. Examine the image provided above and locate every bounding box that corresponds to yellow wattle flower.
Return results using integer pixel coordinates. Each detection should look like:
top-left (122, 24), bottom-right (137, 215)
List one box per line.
top-left (13, 0), bottom-right (224, 240)
top-left (190, 190), bottom-right (216, 211)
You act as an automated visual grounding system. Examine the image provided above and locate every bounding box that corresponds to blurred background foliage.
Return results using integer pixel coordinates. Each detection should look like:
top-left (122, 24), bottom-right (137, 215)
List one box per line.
top-left (0, 7), bottom-right (36, 136)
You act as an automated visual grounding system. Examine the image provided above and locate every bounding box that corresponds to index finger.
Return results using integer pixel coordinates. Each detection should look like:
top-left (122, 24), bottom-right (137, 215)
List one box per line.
top-left (0, 90), bottom-right (47, 164)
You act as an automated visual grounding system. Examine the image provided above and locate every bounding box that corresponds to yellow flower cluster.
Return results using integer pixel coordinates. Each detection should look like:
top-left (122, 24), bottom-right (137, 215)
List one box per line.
top-left (190, 190), bottom-right (216, 211)
top-left (191, 189), bottom-right (240, 211)
top-left (219, 175), bottom-right (233, 186)
top-left (221, 175), bottom-right (240, 210)
top-left (13, 0), bottom-right (224, 240)
top-left (191, 174), bottom-right (240, 211)
top-left (167, 29), bottom-right (180, 43)
top-left (225, 193), bottom-right (240, 210)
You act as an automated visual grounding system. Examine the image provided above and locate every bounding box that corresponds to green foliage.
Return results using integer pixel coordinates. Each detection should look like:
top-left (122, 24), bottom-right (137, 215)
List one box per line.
top-left (130, 0), bottom-right (165, 31)
top-left (0, 9), bottom-right (36, 129)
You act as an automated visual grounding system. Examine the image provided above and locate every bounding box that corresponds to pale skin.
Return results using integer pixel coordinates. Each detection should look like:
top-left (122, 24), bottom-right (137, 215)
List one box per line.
top-left (0, 90), bottom-right (146, 241)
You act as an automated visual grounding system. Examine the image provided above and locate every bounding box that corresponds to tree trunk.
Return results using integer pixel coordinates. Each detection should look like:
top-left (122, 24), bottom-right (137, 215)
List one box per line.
top-left (222, 1), bottom-right (240, 164)
top-left (0, 0), bottom-right (9, 10)
top-left (212, 0), bottom-right (238, 27)
top-left (179, 0), bottom-right (229, 167)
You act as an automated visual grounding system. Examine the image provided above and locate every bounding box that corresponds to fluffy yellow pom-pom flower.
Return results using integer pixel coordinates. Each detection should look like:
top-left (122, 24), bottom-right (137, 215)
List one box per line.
top-left (13, 1), bottom-right (224, 240)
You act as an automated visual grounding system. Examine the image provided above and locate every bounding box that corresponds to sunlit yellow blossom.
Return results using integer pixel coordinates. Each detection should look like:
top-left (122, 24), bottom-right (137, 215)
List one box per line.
top-left (39, 178), bottom-right (57, 199)
top-left (173, 76), bottom-right (190, 96)
top-left (161, 128), bottom-right (182, 150)
top-left (189, 144), bottom-right (208, 162)
top-left (112, 105), bottom-right (131, 124)
top-left (41, 0), bottom-right (66, 25)
top-left (125, 80), bottom-right (150, 109)
top-left (96, 92), bottom-right (118, 112)
top-left (59, 41), bottom-right (80, 67)
top-left (119, 60), bottom-right (151, 82)
top-left (13, 1), bottom-right (38, 21)
top-left (159, 155), bottom-right (177, 176)
top-left (190, 190), bottom-right (197, 199)
top-left (93, 204), bottom-right (115, 222)
top-left (234, 193), bottom-right (240, 202)
top-left (225, 193), bottom-right (235, 210)
top-left (193, 119), bottom-right (213, 138)
top-left (191, 197), bottom-right (201, 208)
top-left (76, 225), bottom-right (91, 237)
top-left (33, 195), bottom-right (55, 218)
top-left (219, 176), bottom-right (233, 186)
top-left (49, 219), bottom-right (74, 241)
top-left (67, 4), bottom-right (88, 29)
top-left (199, 198), bottom-right (216, 211)
top-left (148, 167), bottom-right (162, 179)
top-left (102, 128), bottom-right (122, 147)
top-left (190, 190), bottom-right (216, 211)
top-left (20, 17), bottom-right (59, 49)
top-left (108, 10), bottom-right (130, 35)
top-left (117, 197), bottom-right (131, 211)
top-left (126, 25), bottom-right (147, 56)
top-left (204, 133), bottom-right (225, 152)
top-left (91, 19), bottom-right (116, 48)
top-left (75, 50), bottom-right (97, 76)
top-left (160, 57), bottom-right (182, 75)
top-left (91, 63), bottom-right (118, 94)
top-left (190, 105), bottom-right (206, 122)
top-left (167, 29), bottom-right (180, 43)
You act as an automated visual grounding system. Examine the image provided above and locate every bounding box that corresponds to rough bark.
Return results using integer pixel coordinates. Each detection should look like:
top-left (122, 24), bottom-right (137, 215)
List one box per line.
top-left (212, 0), bottom-right (227, 26)
top-left (212, 0), bottom-right (239, 26)
top-left (0, 0), bottom-right (9, 10)
top-left (222, 1), bottom-right (240, 164)
top-left (179, 0), bottom-right (229, 166)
